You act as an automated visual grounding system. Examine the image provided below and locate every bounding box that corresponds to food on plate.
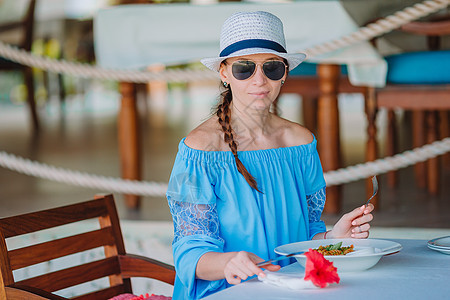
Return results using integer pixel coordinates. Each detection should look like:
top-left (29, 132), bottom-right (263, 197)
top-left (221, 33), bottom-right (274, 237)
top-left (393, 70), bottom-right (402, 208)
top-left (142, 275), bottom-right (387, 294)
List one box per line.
top-left (313, 242), bottom-right (354, 256)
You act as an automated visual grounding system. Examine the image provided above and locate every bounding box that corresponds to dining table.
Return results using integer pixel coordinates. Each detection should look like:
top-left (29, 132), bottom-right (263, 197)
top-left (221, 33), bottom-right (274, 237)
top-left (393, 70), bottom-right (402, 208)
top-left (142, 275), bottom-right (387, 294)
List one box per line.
top-left (202, 238), bottom-right (450, 299)
top-left (94, 1), bottom-right (387, 211)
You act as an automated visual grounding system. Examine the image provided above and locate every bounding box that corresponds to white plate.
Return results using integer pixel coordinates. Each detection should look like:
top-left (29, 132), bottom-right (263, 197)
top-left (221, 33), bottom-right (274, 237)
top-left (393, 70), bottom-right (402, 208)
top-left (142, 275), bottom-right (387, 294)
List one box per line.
top-left (275, 238), bottom-right (402, 272)
top-left (427, 236), bottom-right (450, 255)
top-left (427, 243), bottom-right (450, 250)
top-left (427, 245), bottom-right (450, 255)
top-left (427, 236), bottom-right (450, 249)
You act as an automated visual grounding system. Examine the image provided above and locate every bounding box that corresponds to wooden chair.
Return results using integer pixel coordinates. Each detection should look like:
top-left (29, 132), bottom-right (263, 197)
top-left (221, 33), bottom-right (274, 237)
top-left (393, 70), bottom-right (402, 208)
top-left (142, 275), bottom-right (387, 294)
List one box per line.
top-left (365, 15), bottom-right (450, 198)
top-left (0, 194), bottom-right (175, 300)
top-left (0, 0), bottom-right (39, 131)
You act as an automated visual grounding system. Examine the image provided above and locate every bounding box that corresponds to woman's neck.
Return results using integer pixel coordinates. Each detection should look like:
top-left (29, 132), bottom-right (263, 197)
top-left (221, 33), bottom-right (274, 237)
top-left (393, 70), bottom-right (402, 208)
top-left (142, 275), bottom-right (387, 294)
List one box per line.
top-left (230, 103), bottom-right (274, 147)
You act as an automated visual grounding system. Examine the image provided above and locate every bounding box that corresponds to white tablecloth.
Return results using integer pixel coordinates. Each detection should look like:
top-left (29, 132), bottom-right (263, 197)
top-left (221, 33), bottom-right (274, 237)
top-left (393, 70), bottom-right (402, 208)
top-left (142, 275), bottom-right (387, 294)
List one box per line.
top-left (203, 239), bottom-right (450, 299)
top-left (94, 1), bottom-right (387, 87)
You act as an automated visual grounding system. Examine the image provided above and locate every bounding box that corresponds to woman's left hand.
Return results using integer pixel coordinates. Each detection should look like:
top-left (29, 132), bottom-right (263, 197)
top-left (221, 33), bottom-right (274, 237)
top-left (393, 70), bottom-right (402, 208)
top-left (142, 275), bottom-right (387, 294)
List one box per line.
top-left (328, 204), bottom-right (374, 239)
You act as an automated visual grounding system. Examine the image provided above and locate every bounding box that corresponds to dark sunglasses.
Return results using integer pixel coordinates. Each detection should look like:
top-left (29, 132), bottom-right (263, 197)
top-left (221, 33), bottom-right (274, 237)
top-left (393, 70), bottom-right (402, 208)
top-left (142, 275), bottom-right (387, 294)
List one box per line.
top-left (231, 60), bottom-right (287, 81)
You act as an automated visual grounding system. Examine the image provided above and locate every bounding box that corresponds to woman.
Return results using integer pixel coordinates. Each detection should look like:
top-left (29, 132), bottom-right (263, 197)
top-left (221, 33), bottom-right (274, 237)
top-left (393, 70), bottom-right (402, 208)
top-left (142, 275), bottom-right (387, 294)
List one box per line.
top-left (166, 11), bottom-right (374, 299)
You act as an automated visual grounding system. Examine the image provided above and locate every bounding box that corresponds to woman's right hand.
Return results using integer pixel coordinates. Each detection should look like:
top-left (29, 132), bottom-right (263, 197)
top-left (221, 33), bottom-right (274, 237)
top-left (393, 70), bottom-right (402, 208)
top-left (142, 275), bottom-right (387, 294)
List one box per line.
top-left (223, 251), bottom-right (281, 285)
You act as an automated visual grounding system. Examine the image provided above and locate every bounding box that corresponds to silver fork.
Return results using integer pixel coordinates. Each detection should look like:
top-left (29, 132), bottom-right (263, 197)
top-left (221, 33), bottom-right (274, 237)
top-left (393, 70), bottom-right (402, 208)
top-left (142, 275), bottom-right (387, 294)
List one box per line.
top-left (366, 176), bottom-right (378, 207)
top-left (256, 251), bottom-right (305, 267)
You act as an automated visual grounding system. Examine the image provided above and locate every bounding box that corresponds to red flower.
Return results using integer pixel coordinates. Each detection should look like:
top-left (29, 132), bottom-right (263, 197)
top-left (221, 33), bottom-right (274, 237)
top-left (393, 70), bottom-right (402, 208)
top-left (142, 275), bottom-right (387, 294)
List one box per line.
top-left (303, 249), bottom-right (340, 288)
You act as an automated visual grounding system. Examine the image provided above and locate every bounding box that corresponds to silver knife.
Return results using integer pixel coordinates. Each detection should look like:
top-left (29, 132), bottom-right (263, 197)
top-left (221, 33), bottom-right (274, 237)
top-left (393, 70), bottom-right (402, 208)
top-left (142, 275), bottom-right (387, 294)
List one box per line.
top-left (256, 251), bottom-right (305, 267)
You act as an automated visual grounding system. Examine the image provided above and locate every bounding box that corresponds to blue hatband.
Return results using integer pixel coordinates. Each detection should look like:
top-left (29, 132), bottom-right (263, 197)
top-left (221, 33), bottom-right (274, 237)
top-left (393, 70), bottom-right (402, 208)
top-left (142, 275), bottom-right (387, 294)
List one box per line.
top-left (220, 39), bottom-right (287, 57)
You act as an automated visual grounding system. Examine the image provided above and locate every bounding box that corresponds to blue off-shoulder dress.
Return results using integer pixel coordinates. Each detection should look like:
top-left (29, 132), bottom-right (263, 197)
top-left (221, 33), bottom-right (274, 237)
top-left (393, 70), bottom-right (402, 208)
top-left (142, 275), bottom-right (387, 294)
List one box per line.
top-left (166, 136), bottom-right (326, 300)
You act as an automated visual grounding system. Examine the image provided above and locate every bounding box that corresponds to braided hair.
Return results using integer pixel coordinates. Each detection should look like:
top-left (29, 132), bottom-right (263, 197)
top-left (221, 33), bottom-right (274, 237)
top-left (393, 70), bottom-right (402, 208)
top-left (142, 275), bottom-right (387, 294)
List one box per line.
top-left (215, 84), bottom-right (262, 193)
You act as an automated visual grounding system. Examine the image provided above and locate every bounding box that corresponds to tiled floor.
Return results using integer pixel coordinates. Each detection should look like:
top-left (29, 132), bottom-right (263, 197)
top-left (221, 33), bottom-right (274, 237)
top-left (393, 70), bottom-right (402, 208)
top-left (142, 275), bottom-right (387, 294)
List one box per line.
top-left (0, 82), bottom-right (449, 234)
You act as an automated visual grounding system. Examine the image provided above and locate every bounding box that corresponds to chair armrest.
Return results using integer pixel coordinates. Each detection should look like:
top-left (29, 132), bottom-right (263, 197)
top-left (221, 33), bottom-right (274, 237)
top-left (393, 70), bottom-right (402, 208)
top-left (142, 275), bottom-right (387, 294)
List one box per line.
top-left (6, 285), bottom-right (67, 300)
top-left (0, 21), bottom-right (23, 34)
top-left (118, 254), bottom-right (176, 285)
top-left (400, 19), bottom-right (450, 36)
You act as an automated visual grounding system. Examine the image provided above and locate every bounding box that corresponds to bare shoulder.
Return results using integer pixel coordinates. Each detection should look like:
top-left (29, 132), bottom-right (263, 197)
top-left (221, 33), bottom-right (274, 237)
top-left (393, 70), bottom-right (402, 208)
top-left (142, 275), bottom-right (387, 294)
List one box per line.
top-left (184, 116), bottom-right (225, 151)
top-left (275, 117), bottom-right (314, 147)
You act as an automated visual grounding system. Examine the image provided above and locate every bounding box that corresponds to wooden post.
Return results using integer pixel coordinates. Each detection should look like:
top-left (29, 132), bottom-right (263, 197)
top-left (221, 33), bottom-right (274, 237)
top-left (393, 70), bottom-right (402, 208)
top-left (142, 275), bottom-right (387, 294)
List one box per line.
top-left (119, 82), bottom-right (141, 209)
top-left (317, 64), bottom-right (341, 214)
top-left (365, 87), bottom-right (379, 209)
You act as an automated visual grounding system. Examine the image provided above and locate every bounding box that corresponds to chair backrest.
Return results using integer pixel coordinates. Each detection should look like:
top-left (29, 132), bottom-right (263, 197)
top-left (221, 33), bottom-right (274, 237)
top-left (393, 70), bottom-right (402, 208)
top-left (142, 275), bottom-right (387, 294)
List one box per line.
top-left (0, 194), bottom-right (134, 300)
top-left (21, 0), bottom-right (36, 51)
top-left (399, 14), bottom-right (450, 51)
top-left (0, 0), bottom-right (36, 50)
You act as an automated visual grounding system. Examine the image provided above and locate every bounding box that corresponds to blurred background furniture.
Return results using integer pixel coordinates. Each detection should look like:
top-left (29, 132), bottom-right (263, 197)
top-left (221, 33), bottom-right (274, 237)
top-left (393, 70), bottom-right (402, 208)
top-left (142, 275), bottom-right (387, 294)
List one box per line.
top-left (281, 62), bottom-right (365, 135)
top-left (280, 63), bottom-right (369, 211)
top-left (366, 15), bottom-right (450, 198)
top-left (0, 0), bottom-right (38, 131)
top-left (0, 194), bottom-right (175, 299)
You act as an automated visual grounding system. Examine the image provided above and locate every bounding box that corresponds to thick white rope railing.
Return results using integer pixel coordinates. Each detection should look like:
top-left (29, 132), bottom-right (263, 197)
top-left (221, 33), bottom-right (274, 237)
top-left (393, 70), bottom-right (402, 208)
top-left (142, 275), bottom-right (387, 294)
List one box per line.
top-left (0, 0), bottom-right (448, 82)
top-left (0, 43), bottom-right (218, 83)
top-left (323, 138), bottom-right (450, 186)
top-left (0, 138), bottom-right (449, 195)
top-left (0, 151), bottom-right (167, 196)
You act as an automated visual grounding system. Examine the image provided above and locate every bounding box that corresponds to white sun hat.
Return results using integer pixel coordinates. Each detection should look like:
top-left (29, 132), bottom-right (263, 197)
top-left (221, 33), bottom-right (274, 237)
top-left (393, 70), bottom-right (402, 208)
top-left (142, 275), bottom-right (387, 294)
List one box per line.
top-left (201, 11), bottom-right (306, 72)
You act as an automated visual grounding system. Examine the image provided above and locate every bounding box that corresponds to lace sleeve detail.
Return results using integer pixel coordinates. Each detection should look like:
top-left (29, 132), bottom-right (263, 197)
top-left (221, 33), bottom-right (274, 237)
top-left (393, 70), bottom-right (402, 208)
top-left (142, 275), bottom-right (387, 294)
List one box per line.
top-left (168, 200), bottom-right (223, 244)
top-left (306, 187), bottom-right (326, 224)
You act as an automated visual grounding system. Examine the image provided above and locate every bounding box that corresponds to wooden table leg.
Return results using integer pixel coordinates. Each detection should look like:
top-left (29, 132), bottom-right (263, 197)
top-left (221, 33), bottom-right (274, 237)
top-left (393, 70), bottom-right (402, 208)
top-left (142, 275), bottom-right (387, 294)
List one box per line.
top-left (386, 110), bottom-right (398, 188)
top-left (412, 111), bottom-right (427, 189)
top-left (440, 111), bottom-right (450, 171)
top-left (365, 87), bottom-right (379, 209)
top-left (24, 67), bottom-right (39, 131)
top-left (317, 64), bottom-right (341, 214)
top-left (119, 82), bottom-right (141, 209)
top-left (426, 110), bottom-right (439, 195)
top-left (302, 95), bottom-right (318, 135)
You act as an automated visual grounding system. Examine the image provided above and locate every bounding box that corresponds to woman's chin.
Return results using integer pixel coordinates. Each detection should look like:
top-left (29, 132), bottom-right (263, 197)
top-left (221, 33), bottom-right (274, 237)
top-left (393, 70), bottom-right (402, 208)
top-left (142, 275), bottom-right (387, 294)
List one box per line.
top-left (247, 99), bottom-right (272, 111)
